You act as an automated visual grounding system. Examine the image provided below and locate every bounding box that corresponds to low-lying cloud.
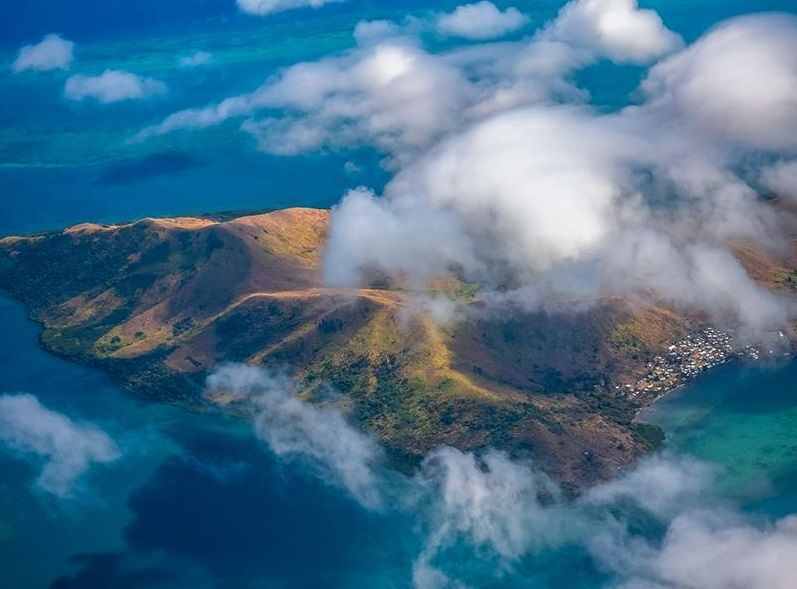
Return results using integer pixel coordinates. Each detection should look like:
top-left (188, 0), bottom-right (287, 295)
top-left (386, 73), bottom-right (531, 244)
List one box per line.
top-left (436, 2), bottom-right (529, 40)
top-left (0, 394), bottom-right (120, 497)
top-left (205, 364), bottom-right (383, 508)
top-left (136, 6), bottom-right (797, 333)
top-left (201, 367), bottom-right (797, 589)
top-left (762, 161), bottom-right (797, 200)
top-left (65, 70), bottom-right (167, 104)
top-left (12, 34), bottom-right (75, 73)
top-left (415, 450), bottom-right (797, 589)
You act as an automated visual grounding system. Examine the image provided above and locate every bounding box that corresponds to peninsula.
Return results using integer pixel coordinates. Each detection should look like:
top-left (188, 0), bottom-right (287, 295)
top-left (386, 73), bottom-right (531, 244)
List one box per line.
top-left (2, 208), bottom-right (795, 491)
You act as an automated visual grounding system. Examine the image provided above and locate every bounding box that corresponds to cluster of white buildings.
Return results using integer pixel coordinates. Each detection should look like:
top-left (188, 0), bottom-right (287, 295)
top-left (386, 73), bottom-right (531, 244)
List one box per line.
top-left (622, 328), bottom-right (766, 402)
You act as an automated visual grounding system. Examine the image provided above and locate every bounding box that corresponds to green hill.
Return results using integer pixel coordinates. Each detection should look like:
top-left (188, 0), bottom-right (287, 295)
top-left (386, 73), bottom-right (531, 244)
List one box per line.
top-left (2, 207), bottom-right (794, 491)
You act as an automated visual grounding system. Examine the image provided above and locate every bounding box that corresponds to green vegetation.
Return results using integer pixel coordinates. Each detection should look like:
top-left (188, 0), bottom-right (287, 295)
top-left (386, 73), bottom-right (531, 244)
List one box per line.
top-left (2, 206), bottom-right (768, 489)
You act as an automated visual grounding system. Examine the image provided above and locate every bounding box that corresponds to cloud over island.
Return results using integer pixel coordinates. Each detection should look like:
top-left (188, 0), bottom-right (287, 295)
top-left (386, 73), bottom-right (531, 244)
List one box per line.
top-left (135, 4), bottom-right (797, 335)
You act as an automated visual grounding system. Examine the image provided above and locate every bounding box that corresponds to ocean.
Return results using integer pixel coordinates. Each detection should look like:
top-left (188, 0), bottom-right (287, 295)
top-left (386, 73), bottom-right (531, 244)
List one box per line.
top-left (2, 1), bottom-right (797, 587)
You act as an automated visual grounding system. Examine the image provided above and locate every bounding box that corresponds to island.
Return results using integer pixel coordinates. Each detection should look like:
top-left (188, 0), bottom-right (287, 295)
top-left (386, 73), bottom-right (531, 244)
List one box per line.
top-left (1, 207), bottom-right (795, 492)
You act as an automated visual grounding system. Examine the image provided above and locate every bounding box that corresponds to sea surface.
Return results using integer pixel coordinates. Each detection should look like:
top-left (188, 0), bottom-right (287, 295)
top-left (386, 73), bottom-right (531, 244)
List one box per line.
top-left (2, 1), bottom-right (797, 587)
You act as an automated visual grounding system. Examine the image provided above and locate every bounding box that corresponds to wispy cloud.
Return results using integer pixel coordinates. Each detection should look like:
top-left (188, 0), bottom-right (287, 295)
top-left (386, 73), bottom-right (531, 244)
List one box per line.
top-left (205, 364), bottom-right (383, 508)
top-left (203, 363), bottom-right (797, 589)
top-left (12, 34), bottom-right (75, 73)
top-left (414, 450), bottom-right (797, 589)
top-left (761, 160), bottom-right (797, 200)
top-left (178, 51), bottom-right (213, 68)
top-left (0, 394), bottom-right (120, 497)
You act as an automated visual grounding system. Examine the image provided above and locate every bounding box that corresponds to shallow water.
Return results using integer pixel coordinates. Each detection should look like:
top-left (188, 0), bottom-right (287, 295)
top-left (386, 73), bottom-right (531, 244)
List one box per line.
top-left (643, 360), bottom-right (797, 510)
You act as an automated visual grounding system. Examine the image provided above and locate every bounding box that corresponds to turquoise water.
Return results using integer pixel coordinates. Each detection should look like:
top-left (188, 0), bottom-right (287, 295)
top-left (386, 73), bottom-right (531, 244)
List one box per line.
top-left (3, 1), bottom-right (797, 587)
top-left (643, 360), bottom-right (797, 512)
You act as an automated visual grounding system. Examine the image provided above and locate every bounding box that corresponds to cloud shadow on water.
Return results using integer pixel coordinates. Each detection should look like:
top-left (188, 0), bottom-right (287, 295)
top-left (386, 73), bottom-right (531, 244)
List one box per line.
top-left (65, 424), bottom-right (418, 588)
top-left (50, 553), bottom-right (177, 589)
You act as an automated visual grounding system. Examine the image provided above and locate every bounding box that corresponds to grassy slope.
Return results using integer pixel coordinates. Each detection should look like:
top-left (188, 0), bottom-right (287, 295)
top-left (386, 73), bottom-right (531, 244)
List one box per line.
top-left (3, 207), bottom-right (796, 490)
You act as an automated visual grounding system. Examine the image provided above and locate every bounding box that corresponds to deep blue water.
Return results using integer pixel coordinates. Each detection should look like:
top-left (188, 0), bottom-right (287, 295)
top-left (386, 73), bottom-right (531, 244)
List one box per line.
top-left (3, 1), bottom-right (797, 587)
top-left (0, 295), bottom-right (422, 588)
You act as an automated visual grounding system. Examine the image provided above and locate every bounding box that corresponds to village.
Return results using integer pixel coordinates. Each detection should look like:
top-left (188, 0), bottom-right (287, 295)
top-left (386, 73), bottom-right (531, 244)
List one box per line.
top-left (622, 327), bottom-right (786, 402)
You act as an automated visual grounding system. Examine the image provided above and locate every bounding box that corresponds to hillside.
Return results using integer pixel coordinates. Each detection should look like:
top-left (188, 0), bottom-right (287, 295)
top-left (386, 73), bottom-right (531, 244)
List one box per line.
top-left (1, 207), bottom-right (795, 491)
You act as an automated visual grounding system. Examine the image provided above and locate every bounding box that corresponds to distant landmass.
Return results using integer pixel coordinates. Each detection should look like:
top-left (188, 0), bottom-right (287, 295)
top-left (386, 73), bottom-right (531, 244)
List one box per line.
top-left (2, 207), bottom-right (795, 492)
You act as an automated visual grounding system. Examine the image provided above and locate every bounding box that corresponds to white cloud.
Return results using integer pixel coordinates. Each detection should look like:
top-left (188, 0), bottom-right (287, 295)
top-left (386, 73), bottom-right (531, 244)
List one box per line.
top-left (205, 364), bottom-right (383, 508)
top-left (543, 0), bottom-right (683, 63)
top-left (436, 2), bottom-right (529, 40)
top-left (641, 14), bottom-right (797, 151)
top-left (324, 104), bottom-right (787, 331)
top-left (0, 394), bottom-right (120, 497)
top-left (761, 160), bottom-right (797, 200)
top-left (65, 70), bottom-right (167, 104)
top-left (413, 449), bottom-right (797, 589)
top-left (418, 448), bottom-right (565, 560)
top-left (237, 0), bottom-right (343, 16)
top-left (584, 454), bottom-right (716, 519)
top-left (12, 34), bottom-right (75, 73)
top-left (599, 511), bottom-right (797, 589)
top-left (134, 0), bottom-right (681, 152)
top-left (354, 20), bottom-right (403, 45)
top-left (137, 39), bottom-right (475, 160)
top-left (133, 5), bottom-right (796, 333)
top-left (178, 51), bottom-right (213, 68)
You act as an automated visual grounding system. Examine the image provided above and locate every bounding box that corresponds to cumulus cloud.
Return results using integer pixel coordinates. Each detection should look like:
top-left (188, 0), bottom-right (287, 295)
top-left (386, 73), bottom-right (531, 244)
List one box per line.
top-left (178, 51), bottom-right (212, 68)
top-left (12, 34), bottom-right (75, 73)
top-left (543, 0), bottom-right (683, 63)
top-left (436, 2), bottom-right (529, 40)
top-left (640, 14), bottom-right (797, 151)
top-left (205, 364), bottom-right (383, 508)
top-left (325, 103), bottom-right (787, 330)
top-left (65, 70), bottom-right (167, 104)
top-left (137, 38), bottom-right (475, 160)
top-left (0, 394), bottom-right (120, 497)
top-left (135, 6), bottom-right (797, 332)
top-left (134, 0), bottom-right (681, 152)
top-left (237, 0), bottom-right (343, 16)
